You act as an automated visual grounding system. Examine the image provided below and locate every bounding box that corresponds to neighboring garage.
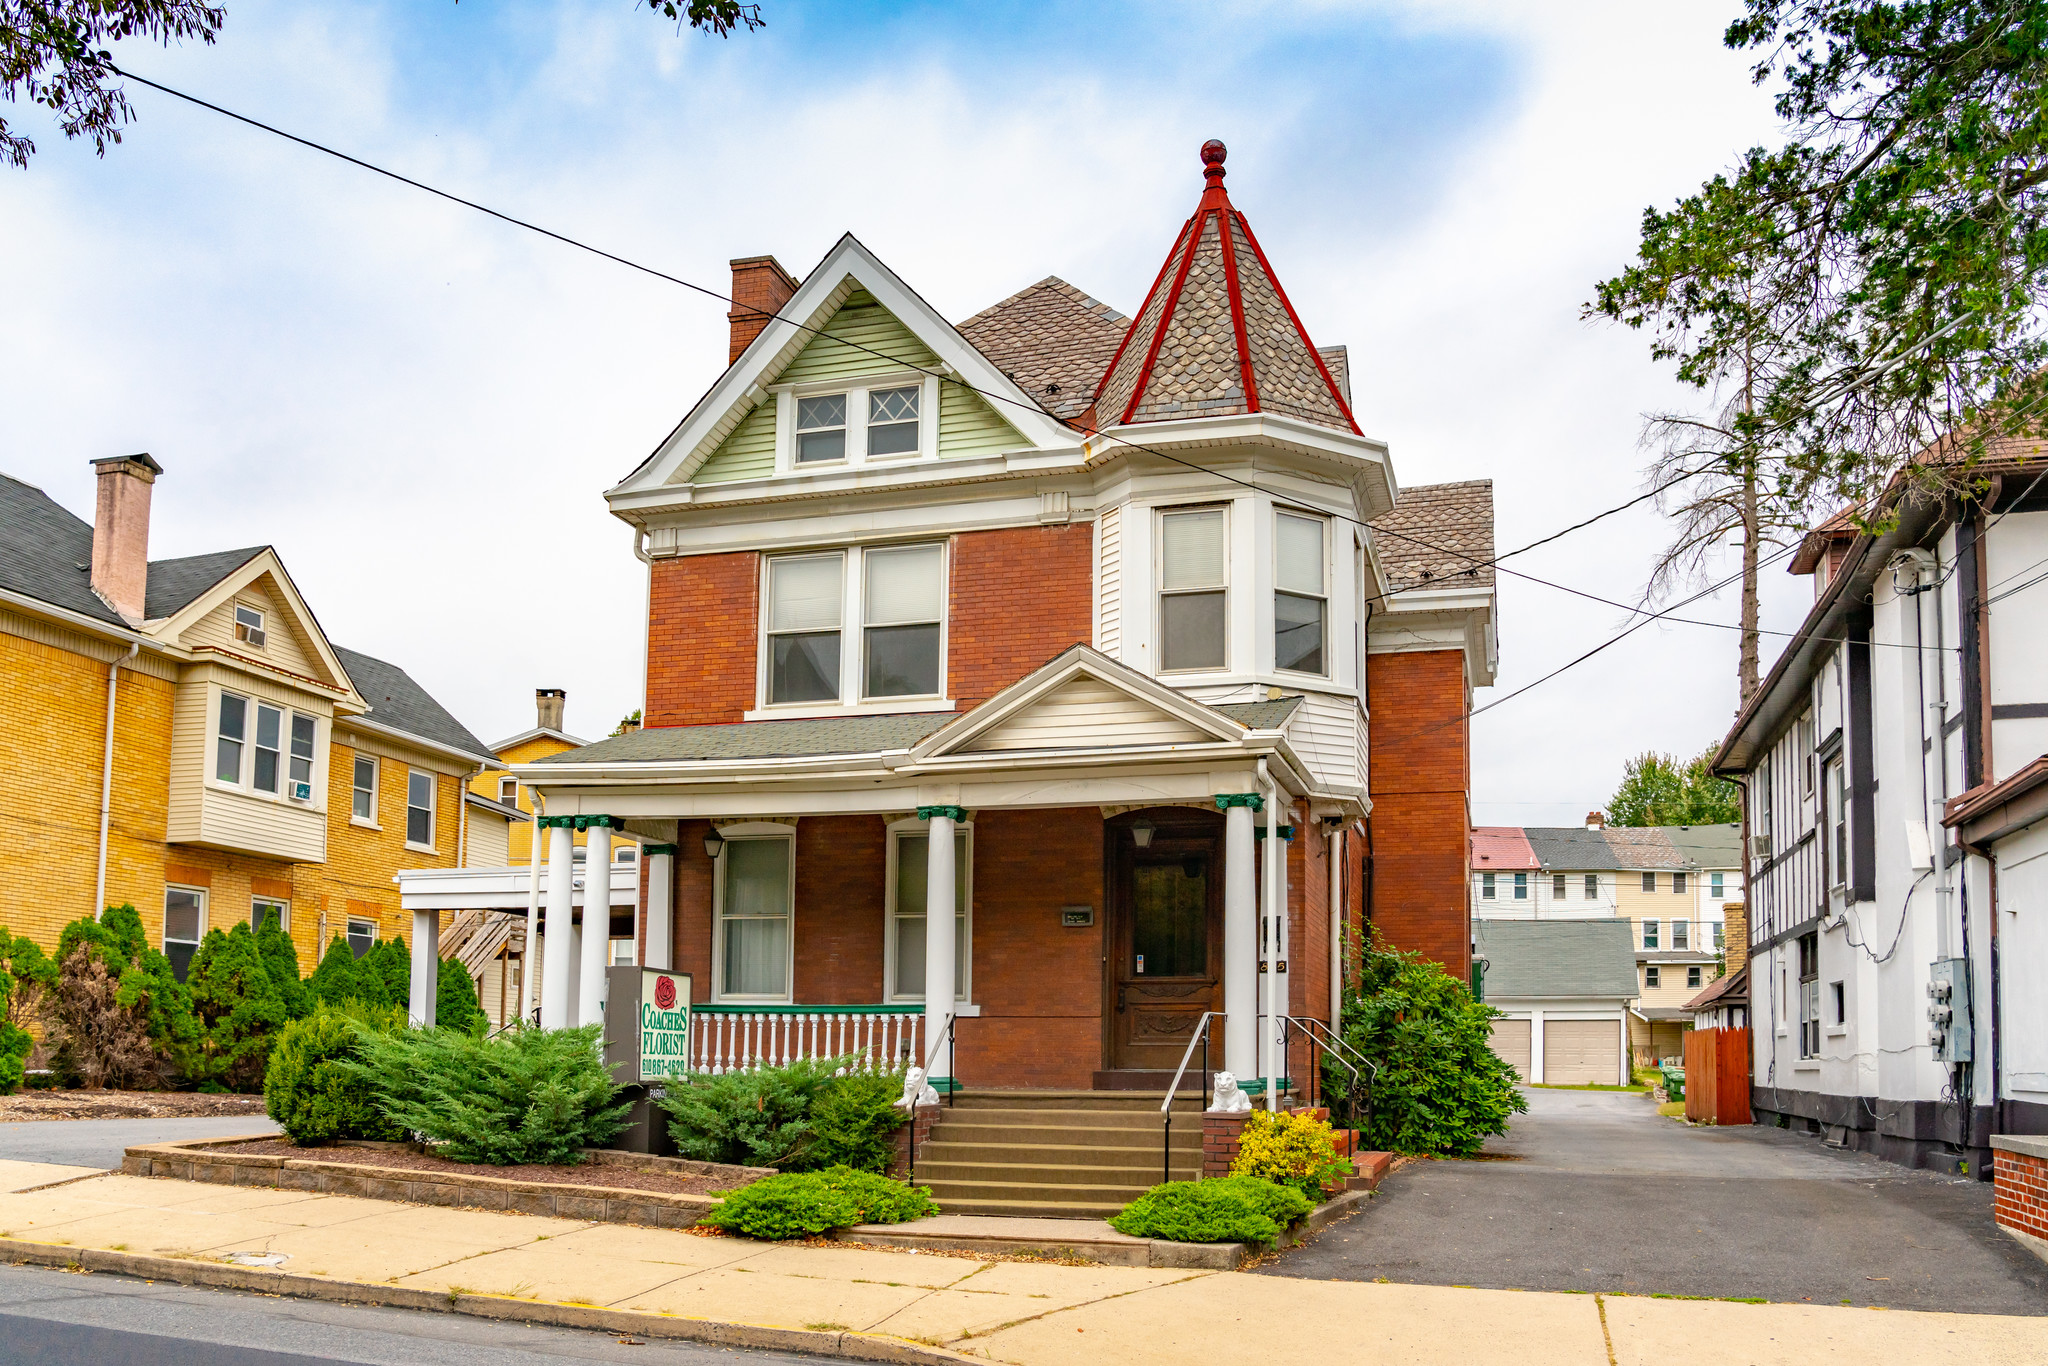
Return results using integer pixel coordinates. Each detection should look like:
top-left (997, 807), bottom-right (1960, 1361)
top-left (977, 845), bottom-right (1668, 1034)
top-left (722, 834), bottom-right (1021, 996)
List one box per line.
top-left (1475, 918), bottom-right (1639, 1086)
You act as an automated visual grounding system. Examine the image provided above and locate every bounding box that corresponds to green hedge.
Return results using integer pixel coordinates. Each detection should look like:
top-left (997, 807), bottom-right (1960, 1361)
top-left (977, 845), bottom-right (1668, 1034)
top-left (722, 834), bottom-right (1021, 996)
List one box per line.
top-left (700, 1166), bottom-right (937, 1240)
top-left (1109, 1176), bottom-right (1311, 1245)
top-left (264, 1002), bottom-right (405, 1143)
top-left (659, 1058), bottom-right (906, 1171)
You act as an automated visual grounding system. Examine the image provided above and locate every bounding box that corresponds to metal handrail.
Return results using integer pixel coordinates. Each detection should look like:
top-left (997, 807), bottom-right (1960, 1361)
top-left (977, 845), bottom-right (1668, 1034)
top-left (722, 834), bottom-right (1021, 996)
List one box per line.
top-left (1279, 1015), bottom-right (1374, 1121)
top-left (905, 1014), bottom-right (958, 1189)
top-left (1160, 1012), bottom-right (1221, 1187)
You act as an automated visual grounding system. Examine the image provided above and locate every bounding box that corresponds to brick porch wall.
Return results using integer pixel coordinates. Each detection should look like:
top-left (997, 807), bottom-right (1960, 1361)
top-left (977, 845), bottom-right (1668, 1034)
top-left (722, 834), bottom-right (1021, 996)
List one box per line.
top-left (1365, 649), bottom-right (1473, 980)
top-left (1995, 1140), bottom-right (2048, 1253)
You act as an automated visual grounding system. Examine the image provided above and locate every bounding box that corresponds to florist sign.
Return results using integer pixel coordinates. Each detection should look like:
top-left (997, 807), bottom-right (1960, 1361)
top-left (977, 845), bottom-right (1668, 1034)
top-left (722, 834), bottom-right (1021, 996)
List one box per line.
top-left (638, 970), bottom-right (692, 1081)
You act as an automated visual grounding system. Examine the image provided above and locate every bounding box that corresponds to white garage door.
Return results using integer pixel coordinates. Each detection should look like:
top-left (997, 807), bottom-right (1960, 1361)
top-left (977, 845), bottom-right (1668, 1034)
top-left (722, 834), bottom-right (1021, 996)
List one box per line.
top-left (1491, 1018), bottom-right (1532, 1081)
top-left (1544, 1019), bottom-right (1622, 1086)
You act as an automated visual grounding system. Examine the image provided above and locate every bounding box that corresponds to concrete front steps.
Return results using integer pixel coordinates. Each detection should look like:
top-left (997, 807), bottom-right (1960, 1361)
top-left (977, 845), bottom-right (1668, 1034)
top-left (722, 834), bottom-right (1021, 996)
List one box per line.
top-left (913, 1089), bottom-right (1206, 1219)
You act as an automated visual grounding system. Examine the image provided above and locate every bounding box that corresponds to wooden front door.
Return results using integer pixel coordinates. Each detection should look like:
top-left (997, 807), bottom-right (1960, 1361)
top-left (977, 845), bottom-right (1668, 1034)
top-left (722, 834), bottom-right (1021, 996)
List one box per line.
top-left (1107, 813), bottom-right (1223, 1071)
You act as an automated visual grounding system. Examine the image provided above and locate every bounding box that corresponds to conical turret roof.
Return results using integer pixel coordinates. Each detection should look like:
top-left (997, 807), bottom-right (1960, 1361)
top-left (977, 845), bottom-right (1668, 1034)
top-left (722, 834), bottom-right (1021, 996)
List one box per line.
top-left (1092, 141), bottom-right (1360, 435)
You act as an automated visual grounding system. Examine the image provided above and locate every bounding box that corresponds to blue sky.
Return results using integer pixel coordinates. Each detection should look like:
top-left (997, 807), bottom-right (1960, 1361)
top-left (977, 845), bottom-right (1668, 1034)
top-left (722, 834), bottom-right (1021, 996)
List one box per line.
top-left (1, 1), bottom-right (1794, 822)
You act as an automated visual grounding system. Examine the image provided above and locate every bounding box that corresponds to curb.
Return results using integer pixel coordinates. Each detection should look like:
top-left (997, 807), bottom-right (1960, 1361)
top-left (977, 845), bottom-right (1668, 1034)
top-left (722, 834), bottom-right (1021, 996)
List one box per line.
top-left (0, 1237), bottom-right (978, 1366)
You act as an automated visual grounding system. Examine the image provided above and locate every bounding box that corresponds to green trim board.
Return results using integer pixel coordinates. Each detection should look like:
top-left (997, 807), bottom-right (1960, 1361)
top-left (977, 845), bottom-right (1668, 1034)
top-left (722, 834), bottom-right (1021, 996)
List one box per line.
top-left (692, 1003), bottom-right (925, 1015)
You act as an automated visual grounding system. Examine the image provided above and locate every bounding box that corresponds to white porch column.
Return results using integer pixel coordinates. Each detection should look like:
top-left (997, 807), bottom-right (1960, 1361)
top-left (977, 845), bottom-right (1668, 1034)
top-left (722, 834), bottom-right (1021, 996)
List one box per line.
top-left (1219, 793), bottom-right (1259, 1080)
top-left (580, 819), bottom-right (616, 1029)
top-left (643, 843), bottom-right (674, 971)
top-left (520, 806), bottom-right (544, 1025)
top-left (918, 804), bottom-right (963, 1080)
top-left (539, 819), bottom-right (576, 1029)
top-left (408, 909), bottom-right (439, 1028)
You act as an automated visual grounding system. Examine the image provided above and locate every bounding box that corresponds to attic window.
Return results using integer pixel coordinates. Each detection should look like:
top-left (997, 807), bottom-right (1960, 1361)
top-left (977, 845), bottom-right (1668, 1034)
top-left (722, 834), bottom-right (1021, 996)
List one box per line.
top-left (234, 604), bottom-right (266, 649)
top-left (866, 387), bottom-right (920, 457)
top-left (796, 394), bottom-right (847, 463)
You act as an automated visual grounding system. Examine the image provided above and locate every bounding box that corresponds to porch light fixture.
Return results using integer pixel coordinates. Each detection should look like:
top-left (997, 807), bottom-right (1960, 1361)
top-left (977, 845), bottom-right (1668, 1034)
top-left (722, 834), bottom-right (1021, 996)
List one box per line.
top-left (1131, 819), bottom-right (1155, 850)
top-left (703, 828), bottom-right (726, 860)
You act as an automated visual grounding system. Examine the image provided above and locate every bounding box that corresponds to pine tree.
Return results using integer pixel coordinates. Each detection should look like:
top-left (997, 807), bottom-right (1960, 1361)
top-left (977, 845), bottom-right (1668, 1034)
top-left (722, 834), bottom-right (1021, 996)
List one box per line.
top-left (436, 958), bottom-right (488, 1034)
top-left (367, 936), bottom-right (410, 1010)
top-left (308, 936), bottom-right (365, 1006)
top-left (186, 924), bottom-right (290, 1092)
top-left (252, 908), bottom-right (311, 1020)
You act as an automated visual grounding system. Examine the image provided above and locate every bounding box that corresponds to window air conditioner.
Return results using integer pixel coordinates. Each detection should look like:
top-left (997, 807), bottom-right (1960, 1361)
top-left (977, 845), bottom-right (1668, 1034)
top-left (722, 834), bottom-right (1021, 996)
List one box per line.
top-left (291, 781), bottom-right (312, 802)
top-left (1749, 833), bottom-right (1772, 859)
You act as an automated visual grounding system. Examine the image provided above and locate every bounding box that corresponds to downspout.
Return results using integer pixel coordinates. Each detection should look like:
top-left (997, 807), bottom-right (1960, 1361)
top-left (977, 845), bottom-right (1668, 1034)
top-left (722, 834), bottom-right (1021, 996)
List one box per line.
top-left (1256, 756), bottom-right (1274, 1112)
top-left (1328, 822), bottom-right (1342, 1035)
top-left (634, 526), bottom-right (654, 727)
top-left (93, 643), bottom-right (139, 921)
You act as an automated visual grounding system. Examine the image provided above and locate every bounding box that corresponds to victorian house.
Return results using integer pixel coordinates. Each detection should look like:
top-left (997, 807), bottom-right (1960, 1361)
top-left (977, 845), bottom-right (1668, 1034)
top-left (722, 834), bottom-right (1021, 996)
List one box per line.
top-left (509, 145), bottom-right (1496, 1192)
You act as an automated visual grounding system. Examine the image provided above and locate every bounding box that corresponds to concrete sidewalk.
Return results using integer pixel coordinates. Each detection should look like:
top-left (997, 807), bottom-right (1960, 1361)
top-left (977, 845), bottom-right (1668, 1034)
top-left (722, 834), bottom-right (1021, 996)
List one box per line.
top-left (0, 1161), bottom-right (2038, 1364)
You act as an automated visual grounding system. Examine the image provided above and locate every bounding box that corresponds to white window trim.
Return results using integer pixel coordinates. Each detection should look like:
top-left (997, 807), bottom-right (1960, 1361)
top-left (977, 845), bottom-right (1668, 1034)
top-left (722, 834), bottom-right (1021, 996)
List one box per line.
top-left (210, 687), bottom-right (323, 808)
top-left (251, 896), bottom-right (290, 932)
top-left (164, 884), bottom-right (207, 955)
top-left (711, 823), bottom-right (798, 1003)
top-left (772, 372), bottom-right (941, 475)
top-left (498, 776), bottom-right (519, 806)
top-left (405, 768), bottom-right (437, 853)
top-left (882, 814), bottom-right (975, 1007)
top-left (233, 601), bottom-right (267, 650)
top-left (756, 542), bottom-right (951, 713)
top-left (351, 753), bottom-right (380, 828)
top-left (346, 915), bottom-right (377, 959)
top-left (1155, 504), bottom-right (1231, 677)
top-left (1272, 507), bottom-right (1330, 678)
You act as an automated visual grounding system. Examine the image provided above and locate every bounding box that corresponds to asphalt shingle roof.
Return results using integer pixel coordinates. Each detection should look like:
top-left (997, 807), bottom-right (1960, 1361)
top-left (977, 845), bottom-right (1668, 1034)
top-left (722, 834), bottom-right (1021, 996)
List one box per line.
top-left (1370, 479), bottom-right (1495, 593)
top-left (145, 548), bottom-right (263, 619)
top-left (332, 645), bottom-right (491, 761)
top-left (1475, 919), bottom-right (1640, 1000)
top-left (957, 278), bottom-right (1128, 421)
top-left (1212, 696), bottom-right (1304, 729)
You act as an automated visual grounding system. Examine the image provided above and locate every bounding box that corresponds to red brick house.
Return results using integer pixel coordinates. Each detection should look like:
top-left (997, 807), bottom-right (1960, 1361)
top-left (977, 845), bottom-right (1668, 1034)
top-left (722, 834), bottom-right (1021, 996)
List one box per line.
top-left (515, 143), bottom-right (1495, 1124)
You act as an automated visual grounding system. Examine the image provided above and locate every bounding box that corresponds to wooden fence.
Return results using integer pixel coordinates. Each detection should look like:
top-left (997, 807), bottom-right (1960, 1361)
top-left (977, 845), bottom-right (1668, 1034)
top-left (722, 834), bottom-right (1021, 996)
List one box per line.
top-left (1683, 1026), bottom-right (1751, 1126)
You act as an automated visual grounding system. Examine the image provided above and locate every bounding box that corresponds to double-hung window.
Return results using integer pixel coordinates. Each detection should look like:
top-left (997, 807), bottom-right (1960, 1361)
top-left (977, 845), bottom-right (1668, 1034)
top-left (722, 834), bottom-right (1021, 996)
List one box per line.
top-left (1513, 872), bottom-right (1528, 900)
top-left (717, 835), bottom-right (793, 999)
top-left (1826, 757), bottom-right (1848, 888)
top-left (252, 704), bottom-right (283, 793)
top-left (234, 603), bottom-right (266, 648)
top-left (1274, 511), bottom-right (1326, 675)
top-left (1688, 966), bottom-right (1703, 989)
top-left (1673, 871), bottom-right (1687, 894)
top-left (1641, 871), bottom-right (1657, 892)
top-left (866, 386), bottom-right (920, 457)
top-left (1645, 965), bottom-right (1661, 989)
top-left (1643, 919), bottom-right (1660, 949)
top-left (498, 777), bottom-right (519, 805)
top-left (1710, 871), bottom-right (1724, 899)
top-left (1673, 919), bottom-right (1690, 950)
top-left (251, 897), bottom-right (288, 932)
top-left (1584, 874), bottom-right (1599, 899)
top-left (1552, 872), bottom-right (1567, 899)
top-left (889, 825), bottom-right (971, 1002)
top-left (288, 715), bottom-right (315, 801)
top-left (347, 916), bottom-right (376, 960)
top-left (1480, 873), bottom-right (1496, 899)
top-left (406, 770), bottom-right (435, 848)
top-left (795, 394), bottom-right (847, 464)
top-left (351, 755), bottom-right (377, 822)
top-left (216, 691), bottom-right (317, 801)
top-left (164, 886), bottom-right (205, 981)
top-left (1714, 920), bottom-right (1726, 949)
top-left (216, 693), bottom-right (246, 783)
top-left (863, 544), bottom-right (943, 698)
top-left (1159, 508), bottom-right (1227, 672)
top-left (1797, 931), bottom-right (1821, 1057)
top-left (764, 545), bottom-right (947, 707)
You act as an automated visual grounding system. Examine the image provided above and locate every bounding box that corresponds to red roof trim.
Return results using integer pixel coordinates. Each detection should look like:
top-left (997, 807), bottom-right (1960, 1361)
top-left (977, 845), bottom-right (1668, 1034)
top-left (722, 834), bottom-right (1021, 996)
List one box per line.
top-left (1234, 211), bottom-right (1362, 435)
top-left (1119, 211), bottom-right (1206, 427)
top-left (1089, 215), bottom-right (1196, 424)
top-left (1215, 208), bottom-right (1260, 414)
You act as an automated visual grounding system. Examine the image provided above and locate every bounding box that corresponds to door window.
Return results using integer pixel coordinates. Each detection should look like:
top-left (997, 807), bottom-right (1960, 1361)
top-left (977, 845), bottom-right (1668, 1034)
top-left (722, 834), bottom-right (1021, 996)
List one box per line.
top-left (1132, 856), bottom-right (1208, 977)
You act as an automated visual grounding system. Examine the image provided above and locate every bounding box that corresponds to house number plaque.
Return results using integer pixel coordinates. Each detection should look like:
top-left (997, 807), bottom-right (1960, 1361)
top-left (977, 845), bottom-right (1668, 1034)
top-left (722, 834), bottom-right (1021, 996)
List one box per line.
top-left (1061, 905), bottom-right (1094, 927)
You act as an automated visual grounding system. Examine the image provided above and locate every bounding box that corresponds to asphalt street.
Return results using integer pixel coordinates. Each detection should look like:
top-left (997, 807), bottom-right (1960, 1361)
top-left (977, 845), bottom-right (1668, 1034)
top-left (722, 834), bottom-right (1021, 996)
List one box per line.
top-left (0, 1262), bottom-right (807, 1365)
top-left (1264, 1087), bottom-right (2048, 1313)
top-left (0, 1115), bottom-right (279, 1170)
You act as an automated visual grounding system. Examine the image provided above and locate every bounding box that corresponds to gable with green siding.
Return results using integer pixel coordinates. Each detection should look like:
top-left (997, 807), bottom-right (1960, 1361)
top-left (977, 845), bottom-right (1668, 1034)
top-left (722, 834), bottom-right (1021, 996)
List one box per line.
top-left (692, 286), bottom-right (1030, 484)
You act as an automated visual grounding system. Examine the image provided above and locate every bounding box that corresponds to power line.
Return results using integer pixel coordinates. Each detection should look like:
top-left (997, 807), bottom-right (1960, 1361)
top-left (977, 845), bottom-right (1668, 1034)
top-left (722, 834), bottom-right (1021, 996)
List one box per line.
top-left (114, 63), bottom-right (1733, 625)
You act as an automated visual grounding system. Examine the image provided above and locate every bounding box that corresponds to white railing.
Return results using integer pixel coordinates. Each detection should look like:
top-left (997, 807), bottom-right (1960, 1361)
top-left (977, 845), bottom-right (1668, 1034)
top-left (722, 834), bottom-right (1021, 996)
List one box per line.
top-left (687, 1005), bottom-right (923, 1075)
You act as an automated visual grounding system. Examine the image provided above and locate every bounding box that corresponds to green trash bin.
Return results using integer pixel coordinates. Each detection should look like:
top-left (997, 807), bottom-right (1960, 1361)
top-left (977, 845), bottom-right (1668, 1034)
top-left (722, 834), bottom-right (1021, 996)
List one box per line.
top-left (1660, 1065), bottom-right (1685, 1101)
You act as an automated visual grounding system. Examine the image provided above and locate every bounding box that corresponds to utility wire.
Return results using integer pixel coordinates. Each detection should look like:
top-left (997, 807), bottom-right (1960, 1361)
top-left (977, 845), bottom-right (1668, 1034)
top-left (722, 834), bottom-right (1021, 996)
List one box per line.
top-left (115, 63), bottom-right (1729, 622)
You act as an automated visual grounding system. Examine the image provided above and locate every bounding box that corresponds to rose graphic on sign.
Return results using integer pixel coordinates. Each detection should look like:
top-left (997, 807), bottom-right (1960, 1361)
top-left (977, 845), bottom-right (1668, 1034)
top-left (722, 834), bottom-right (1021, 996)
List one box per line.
top-left (638, 970), bottom-right (691, 1082)
top-left (654, 974), bottom-right (677, 1011)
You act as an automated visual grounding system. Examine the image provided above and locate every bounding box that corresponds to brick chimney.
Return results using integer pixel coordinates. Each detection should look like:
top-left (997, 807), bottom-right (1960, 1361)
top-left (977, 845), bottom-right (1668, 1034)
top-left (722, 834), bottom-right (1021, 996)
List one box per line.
top-left (727, 256), bottom-right (800, 364)
top-left (536, 688), bottom-right (565, 733)
top-left (1585, 810), bottom-right (1605, 831)
top-left (1723, 901), bottom-right (1748, 975)
top-left (90, 453), bottom-right (161, 624)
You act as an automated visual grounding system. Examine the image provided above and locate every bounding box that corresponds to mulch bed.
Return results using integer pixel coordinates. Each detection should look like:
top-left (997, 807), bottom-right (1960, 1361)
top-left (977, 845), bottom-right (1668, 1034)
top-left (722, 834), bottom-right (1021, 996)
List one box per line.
top-left (0, 1091), bottom-right (268, 1123)
top-left (211, 1139), bottom-right (744, 1195)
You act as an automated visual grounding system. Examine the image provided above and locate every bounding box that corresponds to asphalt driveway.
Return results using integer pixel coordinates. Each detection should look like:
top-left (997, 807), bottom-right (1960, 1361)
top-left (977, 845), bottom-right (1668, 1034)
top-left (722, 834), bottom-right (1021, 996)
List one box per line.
top-left (1264, 1087), bottom-right (2048, 1314)
top-left (0, 1116), bottom-right (278, 1171)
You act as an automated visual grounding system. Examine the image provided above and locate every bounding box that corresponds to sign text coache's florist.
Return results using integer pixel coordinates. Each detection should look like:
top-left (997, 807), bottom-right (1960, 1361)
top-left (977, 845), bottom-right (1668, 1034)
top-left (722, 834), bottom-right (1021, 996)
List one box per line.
top-left (638, 969), bottom-right (692, 1081)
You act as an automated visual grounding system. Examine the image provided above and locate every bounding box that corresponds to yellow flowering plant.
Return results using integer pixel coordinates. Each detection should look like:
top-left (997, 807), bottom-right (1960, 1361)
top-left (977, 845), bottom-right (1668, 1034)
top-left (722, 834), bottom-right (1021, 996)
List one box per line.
top-left (1228, 1108), bottom-right (1352, 1202)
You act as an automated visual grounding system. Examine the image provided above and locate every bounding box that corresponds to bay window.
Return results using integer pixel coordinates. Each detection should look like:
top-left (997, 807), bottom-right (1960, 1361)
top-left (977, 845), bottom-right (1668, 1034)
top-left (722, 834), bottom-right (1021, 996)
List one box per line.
top-left (763, 544), bottom-right (946, 707)
top-left (1274, 511), bottom-right (1326, 675)
top-left (716, 834), bottom-right (794, 999)
top-left (216, 693), bottom-right (245, 782)
top-left (888, 825), bottom-right (971, 1002)
top-left (252, 703), bottom-right (283, 794)
top-left (1159, 507), bottom-right (1227, 672)
top-left (215, 690), bottom-right (319, 803)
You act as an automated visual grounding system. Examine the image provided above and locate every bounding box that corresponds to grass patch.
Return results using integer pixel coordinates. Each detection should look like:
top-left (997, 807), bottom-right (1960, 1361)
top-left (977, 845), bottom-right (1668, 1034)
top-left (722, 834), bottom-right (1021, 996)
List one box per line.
top-left (807, 1322), bottom-right (851, 1331)
top-left (1656, 1101), bottom-right (1687, 1118)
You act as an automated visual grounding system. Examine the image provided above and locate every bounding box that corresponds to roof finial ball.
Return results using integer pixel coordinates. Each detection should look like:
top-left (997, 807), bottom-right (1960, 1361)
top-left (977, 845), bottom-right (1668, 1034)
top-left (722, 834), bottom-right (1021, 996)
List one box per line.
top-left (1201, 138), bottom-right (1227, 187)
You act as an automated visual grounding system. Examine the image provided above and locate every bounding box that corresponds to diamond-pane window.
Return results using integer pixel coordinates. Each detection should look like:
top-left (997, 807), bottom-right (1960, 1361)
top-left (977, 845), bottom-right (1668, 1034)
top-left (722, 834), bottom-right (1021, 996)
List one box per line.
top-left (797, 394), bottom-right (847, 463)
top-left (868, 386), bottom-right (920, 457)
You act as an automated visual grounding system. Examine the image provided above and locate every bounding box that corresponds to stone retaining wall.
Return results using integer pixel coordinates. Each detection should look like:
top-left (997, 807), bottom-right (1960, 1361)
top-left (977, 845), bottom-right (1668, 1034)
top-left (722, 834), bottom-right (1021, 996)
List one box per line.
top-left (121, 1135), bottom-right (768, 1231)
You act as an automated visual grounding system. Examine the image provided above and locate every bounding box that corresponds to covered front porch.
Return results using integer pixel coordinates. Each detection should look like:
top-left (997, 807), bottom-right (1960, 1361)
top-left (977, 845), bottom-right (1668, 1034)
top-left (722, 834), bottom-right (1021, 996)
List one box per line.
top-left (510, 647), bottom-right (1361, 1101)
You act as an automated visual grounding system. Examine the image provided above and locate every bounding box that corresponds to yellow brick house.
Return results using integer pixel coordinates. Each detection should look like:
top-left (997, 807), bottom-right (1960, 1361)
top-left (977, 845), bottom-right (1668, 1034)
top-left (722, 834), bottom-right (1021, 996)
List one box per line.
top-left (0, 454), bottom-right (505, 985)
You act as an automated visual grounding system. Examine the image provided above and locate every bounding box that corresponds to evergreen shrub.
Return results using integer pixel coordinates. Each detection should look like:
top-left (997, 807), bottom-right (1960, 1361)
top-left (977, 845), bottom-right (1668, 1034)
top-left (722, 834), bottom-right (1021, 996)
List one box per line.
top-left (1327, 937), bottom-right (1527, 1156)
top-left (0, 930), bottom-right (54, 1095)
top-left (264, 1001), bottom-right (405, 1143)
top-left (658, 1056), bottom-right (847, 1169)
top-left (187, 923), bottom-right (293, 1092)
top-left (435, 958), bottom-right (488, 1034)
top-left (1109, 1176), bottom-right (1311, 1245)
top-left (308, 936), bottom-right (368, 1007)
top-left (1228, 1109), bottom-right (1352, 1201)
top-left (43, 906), bottom-right (198, 1088)
top-left (806, 1067), bottom-right (909, 1172)
top-left (700, 1165), bottom-right (936, 1240)
top-left (346, 1023), bottom-right (628, 1164)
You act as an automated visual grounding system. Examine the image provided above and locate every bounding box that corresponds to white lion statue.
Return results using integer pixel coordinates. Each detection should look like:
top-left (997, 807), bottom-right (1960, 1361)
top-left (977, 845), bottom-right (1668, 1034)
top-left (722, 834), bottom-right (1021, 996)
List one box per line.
top-left (895, 1065), bottom-right (942, 1110)
top-left (1210, 1071), bottom-right (1252, 1113)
